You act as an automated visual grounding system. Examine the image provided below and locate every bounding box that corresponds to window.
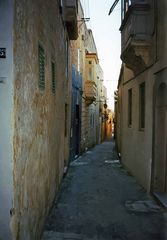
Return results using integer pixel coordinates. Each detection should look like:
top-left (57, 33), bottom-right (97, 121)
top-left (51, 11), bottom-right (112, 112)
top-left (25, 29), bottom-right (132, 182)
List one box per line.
top-left (51, 61), bottom-right (56, 94)
top-left (88, 67), bottom-right (93, 81)
top-left (77, 49), bottom-right (80, 72)
top-left (139, 82), bottom-right (145, 129)
top-left (65, 104), bottom-right (68, 137)
top-left (128, 88), bottom-right (132, 126)
top-left (38, 44), bottom-right (45, 90)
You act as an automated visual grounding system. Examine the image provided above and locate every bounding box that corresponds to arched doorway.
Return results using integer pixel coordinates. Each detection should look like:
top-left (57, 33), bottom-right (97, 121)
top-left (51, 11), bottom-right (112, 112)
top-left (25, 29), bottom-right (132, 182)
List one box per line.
top-left (152, 82), bottom-right (167, 193)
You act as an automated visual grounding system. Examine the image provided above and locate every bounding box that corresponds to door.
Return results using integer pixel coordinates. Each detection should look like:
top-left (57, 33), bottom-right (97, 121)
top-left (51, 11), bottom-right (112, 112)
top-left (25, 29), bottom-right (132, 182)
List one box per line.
top-left (75, 104), bottom-right (80, 155)
top-left (153, 82), bottom-right (167, 192)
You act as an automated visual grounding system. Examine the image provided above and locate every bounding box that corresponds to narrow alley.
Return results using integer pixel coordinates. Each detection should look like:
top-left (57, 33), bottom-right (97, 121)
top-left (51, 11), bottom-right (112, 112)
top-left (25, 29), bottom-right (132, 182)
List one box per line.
top-left (1, 1), bottom-right (167, 239)
top-left (42, 140), bottom-right (166, 240)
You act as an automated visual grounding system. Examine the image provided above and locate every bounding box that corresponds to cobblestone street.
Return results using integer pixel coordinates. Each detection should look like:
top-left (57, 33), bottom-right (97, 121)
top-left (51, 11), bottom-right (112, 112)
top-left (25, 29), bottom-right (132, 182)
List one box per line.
top-left (42, 140), bottom-right (167, 240)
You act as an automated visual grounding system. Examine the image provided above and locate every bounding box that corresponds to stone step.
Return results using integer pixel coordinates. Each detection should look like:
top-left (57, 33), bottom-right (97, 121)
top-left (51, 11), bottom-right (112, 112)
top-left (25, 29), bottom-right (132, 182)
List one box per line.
top-left (42, 231), bottom-right (96, 240)
top-left (153, 191), bottom-right (167, 209)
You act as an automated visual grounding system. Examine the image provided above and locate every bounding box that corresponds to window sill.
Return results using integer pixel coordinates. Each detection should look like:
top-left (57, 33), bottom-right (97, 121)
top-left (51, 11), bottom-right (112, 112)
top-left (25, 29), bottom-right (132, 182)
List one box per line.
top-left (139, 128), bottom-right (145, 132)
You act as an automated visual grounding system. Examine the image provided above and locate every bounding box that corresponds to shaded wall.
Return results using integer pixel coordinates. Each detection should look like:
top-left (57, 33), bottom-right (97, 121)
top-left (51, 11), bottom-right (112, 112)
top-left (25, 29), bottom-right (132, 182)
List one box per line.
top-left (121, 69), bottom-right (153, 190)
top-left (70, 65), bottom-right (82, 160)
top-left (152, 70), bottom-right (167, 192)
top-left (117, 1), bottom-right (167, 192)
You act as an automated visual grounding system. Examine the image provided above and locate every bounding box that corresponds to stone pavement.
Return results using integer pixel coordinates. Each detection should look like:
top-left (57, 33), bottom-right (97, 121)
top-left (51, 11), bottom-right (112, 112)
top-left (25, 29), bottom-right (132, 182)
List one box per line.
top-left (42, 140), bottom-right (167, 240)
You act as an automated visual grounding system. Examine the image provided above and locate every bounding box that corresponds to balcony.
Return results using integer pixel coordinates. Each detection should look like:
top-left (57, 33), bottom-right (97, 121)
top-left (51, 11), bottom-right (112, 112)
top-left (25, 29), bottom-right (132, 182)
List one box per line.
top-left (63, 0), bottom-right (78, 40)
top-left (120, 2), bottom-right (154, 74)
top-left (85, 80), bottom-right (97, 105)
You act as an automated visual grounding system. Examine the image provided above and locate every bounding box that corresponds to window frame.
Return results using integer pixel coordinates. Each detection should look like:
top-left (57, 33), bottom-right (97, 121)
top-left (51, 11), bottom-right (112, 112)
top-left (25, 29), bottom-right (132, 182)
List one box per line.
top-left (65, 104), bottom-right (68, 137)
top-left (128, 88), bottom-right (132, 127)
top-left (139, 82), bottom-right (145, 130)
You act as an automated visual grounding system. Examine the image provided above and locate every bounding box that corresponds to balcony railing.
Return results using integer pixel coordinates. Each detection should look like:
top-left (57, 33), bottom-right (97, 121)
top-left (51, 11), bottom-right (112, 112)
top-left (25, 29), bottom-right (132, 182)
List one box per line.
top-left (120, 2), bottom-right (153, 74)
top-left (85, 80), bottom-right (97, 105)
top-left (63, 0), bottom-right (78, 40)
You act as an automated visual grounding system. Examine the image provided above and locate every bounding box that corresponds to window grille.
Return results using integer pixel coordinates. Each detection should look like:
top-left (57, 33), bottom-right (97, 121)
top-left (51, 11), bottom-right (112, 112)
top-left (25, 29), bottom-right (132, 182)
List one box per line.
top-left (51, 61), bottom-right (56, 94)
top-left (128, 88), bottom-right (132, 126)
top-left (38, 44), bottom-right (45, 90)
top-left (65, 104), bottom-right (68, 137)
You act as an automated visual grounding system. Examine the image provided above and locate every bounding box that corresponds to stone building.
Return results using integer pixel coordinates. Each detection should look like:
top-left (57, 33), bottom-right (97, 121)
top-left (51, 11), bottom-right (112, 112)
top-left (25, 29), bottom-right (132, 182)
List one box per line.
top-left (83, 30), bottom-right (106, 149)
top-left (100, 85), bottom-right (108, 142)
top-left (0, 0), bottom-right (77, 239)
top-left (70, 65), bottom-right (82, 159)
top-left (69, 1), bottom-right (84, 159)
top-left (84, 50), bottom-right (99, 147)
top-left (115, 0), bottom-right (167, 201)
top-left (70, 2), bottom-right (106, 153)
top-left (96, 64), bottom-right (106, 143)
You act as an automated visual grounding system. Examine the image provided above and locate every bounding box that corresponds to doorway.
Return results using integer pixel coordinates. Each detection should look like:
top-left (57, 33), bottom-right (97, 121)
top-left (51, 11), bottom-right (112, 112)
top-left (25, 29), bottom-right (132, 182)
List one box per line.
top-left (75, 104), bottom-right (80, 155)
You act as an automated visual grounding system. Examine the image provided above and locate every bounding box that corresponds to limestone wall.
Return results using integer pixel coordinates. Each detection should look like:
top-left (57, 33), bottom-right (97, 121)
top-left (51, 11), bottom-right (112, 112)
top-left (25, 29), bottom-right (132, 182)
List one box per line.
top-left (11, 0), bottom-right (71, 238)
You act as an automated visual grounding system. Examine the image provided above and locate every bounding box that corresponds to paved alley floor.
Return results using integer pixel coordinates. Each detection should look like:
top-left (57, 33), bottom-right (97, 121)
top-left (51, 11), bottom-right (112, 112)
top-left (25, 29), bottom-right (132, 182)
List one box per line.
top-left (42, 140), bottom-right (167, 240)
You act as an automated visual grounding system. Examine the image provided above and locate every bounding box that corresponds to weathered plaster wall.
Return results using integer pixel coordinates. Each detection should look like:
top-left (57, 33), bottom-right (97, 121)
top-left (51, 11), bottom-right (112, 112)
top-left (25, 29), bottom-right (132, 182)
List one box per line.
top-left (11, 0), bottom-right (70, 238)
top-left (0, 0), bottom-right (14, 239)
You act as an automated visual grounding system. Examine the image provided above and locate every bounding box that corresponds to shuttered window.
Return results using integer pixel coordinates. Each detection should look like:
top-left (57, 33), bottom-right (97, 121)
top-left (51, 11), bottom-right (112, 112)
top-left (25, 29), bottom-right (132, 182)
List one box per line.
top-left (139, 82), bottom-right (145, 129)
top-left (38, 44), bottom-right (45, 90)
top-left (51, 61), bottom-right (56, 94)
top-left (128, 88), bottom-right (132, 127)
top-left (65, 104), bottom-right (68, 137)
